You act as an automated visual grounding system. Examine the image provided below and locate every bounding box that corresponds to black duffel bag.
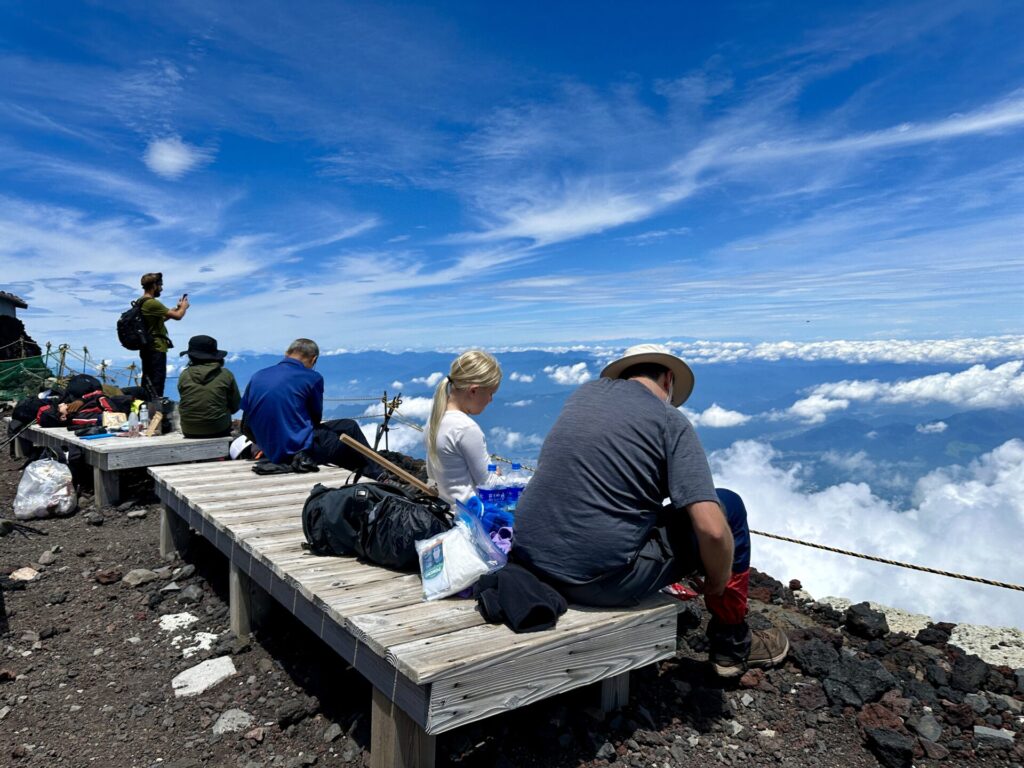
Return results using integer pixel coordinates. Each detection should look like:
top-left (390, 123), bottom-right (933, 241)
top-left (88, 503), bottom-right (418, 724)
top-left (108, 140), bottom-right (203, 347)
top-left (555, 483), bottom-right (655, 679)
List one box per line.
top-left (301, 481), bottom-right (452, 571)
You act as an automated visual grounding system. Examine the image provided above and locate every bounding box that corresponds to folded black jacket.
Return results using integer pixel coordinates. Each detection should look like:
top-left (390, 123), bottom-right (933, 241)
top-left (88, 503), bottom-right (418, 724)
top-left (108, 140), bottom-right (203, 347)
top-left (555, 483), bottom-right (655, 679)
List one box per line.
top-left (473, 563), bottom-right (568, 633)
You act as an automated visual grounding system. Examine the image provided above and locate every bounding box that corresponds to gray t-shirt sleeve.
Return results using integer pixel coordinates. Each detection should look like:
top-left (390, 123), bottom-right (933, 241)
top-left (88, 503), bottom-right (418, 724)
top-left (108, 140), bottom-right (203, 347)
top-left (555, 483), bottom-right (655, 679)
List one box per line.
top-left (665, 409), bottom-right (719, 509)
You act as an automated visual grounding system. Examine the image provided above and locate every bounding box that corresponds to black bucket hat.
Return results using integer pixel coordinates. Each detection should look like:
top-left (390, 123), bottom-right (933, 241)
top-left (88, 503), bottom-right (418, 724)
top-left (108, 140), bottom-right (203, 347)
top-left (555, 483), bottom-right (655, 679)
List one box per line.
top-left (180, 334), bottom-right (227, 362)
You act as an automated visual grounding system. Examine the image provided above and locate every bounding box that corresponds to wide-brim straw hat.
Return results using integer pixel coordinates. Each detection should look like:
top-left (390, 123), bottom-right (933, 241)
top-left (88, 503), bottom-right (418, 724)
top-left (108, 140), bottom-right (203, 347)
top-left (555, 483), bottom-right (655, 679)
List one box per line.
top-left (600, 343), bottom-right (694, 407)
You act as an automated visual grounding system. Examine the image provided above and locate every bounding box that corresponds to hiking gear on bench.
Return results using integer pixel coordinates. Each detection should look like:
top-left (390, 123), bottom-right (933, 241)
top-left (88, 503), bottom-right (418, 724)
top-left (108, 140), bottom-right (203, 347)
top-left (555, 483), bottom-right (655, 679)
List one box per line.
top-left (711, 626), bottom-right (789, 678)
top-left (302, 481), bottom-right (452, 571)
top-left (474, 563), bottom-right (567, 633)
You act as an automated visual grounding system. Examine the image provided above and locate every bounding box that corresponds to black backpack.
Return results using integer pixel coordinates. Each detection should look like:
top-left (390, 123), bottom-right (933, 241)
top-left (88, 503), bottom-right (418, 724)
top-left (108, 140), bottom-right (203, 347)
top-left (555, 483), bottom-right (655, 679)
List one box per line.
top-left (301, 481), bottom-right (452, 571)
top-left (116, 299), bottom-right (152, 351)
top-left (64, 373), bottom-right (103, 401)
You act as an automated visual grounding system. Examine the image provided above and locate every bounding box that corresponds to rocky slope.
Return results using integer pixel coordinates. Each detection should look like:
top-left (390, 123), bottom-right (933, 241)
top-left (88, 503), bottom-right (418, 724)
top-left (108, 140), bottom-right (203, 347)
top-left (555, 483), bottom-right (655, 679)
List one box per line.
top-left (1, 449), bottom-right (1022, 768)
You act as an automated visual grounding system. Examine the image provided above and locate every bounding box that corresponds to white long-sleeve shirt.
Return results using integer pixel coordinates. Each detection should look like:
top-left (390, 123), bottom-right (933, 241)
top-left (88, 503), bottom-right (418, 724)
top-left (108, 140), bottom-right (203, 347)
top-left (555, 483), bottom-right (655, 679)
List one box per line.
top-left (425, 410), bottom-right (490, 506)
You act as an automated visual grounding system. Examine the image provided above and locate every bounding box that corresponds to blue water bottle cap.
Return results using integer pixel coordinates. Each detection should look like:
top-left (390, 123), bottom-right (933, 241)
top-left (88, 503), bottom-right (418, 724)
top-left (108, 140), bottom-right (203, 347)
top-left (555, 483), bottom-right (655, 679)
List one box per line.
top-left (487, 464), bottom-right (497, 472)
top-left (511, 463), bottom-right (521, 470)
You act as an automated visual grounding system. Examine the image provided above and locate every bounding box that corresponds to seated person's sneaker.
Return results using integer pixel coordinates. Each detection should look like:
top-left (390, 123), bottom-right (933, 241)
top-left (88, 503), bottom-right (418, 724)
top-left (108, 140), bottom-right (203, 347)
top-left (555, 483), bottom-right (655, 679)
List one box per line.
top-left (712, 627), bottom-right (789, 678)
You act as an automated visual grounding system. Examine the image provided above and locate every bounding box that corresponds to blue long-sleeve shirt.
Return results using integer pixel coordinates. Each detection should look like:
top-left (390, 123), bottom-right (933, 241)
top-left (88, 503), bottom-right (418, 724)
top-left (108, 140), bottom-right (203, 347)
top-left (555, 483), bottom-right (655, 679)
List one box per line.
top-left (240, 357), bottom-right (324, 463)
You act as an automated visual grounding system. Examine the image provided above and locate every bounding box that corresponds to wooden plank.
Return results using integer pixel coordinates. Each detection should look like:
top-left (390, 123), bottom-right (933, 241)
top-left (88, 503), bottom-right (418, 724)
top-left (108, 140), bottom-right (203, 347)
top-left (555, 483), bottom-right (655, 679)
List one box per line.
top-left (229, 562), bottom-right (253, 638)
top-left (424, 613), bottom-right (675, 734)
top-left (388, 600), bottom-right (678, 685)
top-left (27, 425), bottom-right (230, 470)
top-left (371, 686), bottom-right (435, 768)
top-left (348, 601), bottom-right (485, 658)
top-left (600, 672), bottom-right (630, 712)
top-left (93, 466), bottom-right (120, 507)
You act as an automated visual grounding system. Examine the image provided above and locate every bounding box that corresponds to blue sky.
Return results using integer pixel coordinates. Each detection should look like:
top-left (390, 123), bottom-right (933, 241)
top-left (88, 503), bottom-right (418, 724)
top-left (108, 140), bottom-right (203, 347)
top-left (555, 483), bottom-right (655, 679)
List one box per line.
top-left (2, 0), bottom-right (1023, 354)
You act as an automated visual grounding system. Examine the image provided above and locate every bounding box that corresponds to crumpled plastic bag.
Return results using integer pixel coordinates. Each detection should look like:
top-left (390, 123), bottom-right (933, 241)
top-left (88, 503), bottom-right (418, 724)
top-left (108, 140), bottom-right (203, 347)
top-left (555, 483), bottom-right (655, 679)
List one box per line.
top-left (416, 504), bottom-right (506, 601)
top-left (13, 458), bottom-right (77, 520)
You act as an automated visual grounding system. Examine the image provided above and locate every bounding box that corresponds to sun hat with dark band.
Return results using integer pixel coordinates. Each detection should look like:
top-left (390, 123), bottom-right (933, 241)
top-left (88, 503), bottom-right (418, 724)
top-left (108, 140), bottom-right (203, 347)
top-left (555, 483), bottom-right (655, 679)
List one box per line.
top-left (599, 343), bottom-right (694, 407)
top-left (180, 334), bottom-right (228, 362)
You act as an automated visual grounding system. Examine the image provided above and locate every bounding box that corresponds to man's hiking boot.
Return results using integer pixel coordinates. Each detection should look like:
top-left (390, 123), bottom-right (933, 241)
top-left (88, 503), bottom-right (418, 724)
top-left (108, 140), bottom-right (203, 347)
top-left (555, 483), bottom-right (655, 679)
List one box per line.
top-left (711, 627), bottom-right (789, 678)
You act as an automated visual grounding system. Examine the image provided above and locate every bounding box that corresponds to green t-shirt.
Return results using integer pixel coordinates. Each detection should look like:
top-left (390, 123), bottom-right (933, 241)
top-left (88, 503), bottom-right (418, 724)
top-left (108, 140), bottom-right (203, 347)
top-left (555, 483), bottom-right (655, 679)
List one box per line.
top-left (140, 297), bottom-right (172, 352)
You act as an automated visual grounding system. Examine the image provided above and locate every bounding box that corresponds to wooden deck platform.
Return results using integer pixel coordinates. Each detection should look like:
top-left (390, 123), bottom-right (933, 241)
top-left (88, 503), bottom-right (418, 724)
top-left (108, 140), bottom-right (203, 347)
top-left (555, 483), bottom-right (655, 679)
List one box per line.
top-left (150, 461), bottom-right (682, 768)
top-left (26, 424), bottom-right (231, 506)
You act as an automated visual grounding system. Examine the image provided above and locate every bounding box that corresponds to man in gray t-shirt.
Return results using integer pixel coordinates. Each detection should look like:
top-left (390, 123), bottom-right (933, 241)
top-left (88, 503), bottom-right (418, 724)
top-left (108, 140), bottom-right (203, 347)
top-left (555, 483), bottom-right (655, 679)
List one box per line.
top-left (514, 344), bottom-right (788, 677)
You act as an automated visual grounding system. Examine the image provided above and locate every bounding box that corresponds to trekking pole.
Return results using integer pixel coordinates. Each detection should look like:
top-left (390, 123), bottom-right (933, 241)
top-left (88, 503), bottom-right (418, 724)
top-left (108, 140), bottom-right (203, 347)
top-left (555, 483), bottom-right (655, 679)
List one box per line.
top-left (373, 392), bottom-right (402, 452)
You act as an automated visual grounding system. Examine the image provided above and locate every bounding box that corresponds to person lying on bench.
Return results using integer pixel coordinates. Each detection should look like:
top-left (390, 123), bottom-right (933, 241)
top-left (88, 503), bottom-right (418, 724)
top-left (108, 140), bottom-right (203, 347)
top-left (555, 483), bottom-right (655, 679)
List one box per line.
top-left (239, 338), bottom-right (384, 477)
top-left (177, 335), bottom-right (241, 439)
top-left (512, 343), bottom-right (789, 678)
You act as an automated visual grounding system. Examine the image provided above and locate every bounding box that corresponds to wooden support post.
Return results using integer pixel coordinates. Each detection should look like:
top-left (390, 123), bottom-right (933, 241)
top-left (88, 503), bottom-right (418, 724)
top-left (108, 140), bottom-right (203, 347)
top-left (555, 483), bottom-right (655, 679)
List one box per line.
top-left (229, 562), bottom-right (254, 638)
top-left (370, 686), bottom-right (435, 768)
top-left (93, 466), bottom-right (120, 508)
top-left (13, 436), bottom-right (25, 460)
top-left (600, 671), bottom-right (630, 713)
top-left (159, 506), bottom-right (190, 559)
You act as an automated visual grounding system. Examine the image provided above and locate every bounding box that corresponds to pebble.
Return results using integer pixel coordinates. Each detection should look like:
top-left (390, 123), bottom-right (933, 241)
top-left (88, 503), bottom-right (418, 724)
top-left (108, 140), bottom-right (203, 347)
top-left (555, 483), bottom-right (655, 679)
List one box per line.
top-left (161, 581), bottom-right (182, 593)
top-left (127, 509), bottom-right (147, 519)
top-left (10, 566), bottom-right (39, 582)
top-left (178, 584), bottom-right (204, 605)
top-left (38, 550), bottom-right (58, 566)
top-left (323, 723), bottom-right (343, 743)
top-left (974, 725), bottom-right (1015, 749)
top-left (213, 708), bottom-right (255, 735)
top-left (171, 656), bottom-right (238, 697)
top-left (173, 564), bottom-right (197, 580)
top-left (122, 568), bottom-right (159, 587)
top-left (94, 568), bottom-right (122, 585)
top-left (84, 512), bottom-right (104, 526)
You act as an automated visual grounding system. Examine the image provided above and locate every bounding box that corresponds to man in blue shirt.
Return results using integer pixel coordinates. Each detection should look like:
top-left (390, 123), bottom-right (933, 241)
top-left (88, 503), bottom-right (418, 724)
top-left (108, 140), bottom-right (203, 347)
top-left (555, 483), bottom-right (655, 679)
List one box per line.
top-left (240, 338), bottom-right (382, 476)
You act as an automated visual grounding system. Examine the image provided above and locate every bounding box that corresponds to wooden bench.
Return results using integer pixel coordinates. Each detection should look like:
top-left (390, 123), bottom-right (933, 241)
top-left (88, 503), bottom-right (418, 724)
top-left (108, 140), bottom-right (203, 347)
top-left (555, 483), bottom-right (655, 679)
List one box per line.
top-left (150, 461), bottom-right (682, 768)
top-left (24, 424), bottom-right (231, 507)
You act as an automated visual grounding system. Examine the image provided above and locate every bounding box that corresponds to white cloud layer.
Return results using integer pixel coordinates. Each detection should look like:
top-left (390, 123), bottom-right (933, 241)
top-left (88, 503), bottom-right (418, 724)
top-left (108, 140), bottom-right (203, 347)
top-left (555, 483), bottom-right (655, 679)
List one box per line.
top-left (143, 136), bottom-right (215, 180)
top-left (506, 399), bottom-right (533, 407)
top-left (489, 426), bottom-right (544, 452)
top-left (710, 439), bottom-right (1024, 628)
top-left (510, 371), bottom-right (535, 383)
top-left (412, 371), bottom-right (445, 387)
top-left (788, 361), bottom-right (1024, 422)
top-left (543, 362), bottom-right (592, 386)
top-left (916, 421), bottom-right (948, 434)
top-left (683, 403), bottom-right (751, 428)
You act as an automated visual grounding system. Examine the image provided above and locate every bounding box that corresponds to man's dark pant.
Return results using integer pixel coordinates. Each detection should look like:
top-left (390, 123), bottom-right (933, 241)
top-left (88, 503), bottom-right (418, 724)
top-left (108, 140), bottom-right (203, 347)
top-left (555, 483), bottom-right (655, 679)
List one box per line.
top-left (308, 419), bottom-right (384, 477)
top-left (554, 488), bottom-right (753, 659)
top-left (140, 347), bottom-right (167, 399)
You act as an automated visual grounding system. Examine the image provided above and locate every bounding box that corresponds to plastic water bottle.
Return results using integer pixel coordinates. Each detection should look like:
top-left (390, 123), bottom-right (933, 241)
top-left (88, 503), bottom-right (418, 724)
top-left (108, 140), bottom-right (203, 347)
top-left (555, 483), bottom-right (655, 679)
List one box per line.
top-left (139, 404), bottom-right (150, 431)
top-left (127, 410), bottom-right (140, 437)
top-left (505, 463), bottom-right (526, 513)
top-left (476, 465), bottom-right (512, 535)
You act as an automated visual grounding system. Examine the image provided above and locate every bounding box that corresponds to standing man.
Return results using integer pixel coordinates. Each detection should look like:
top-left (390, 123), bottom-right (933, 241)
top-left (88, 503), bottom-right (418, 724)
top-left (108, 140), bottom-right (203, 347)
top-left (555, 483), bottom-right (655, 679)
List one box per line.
top-left (513, 344), bottom-right (788, 677)
top-left (138, 272), bottom-right (189, 398)
top-left (240, 338), bottom-right (384, 477)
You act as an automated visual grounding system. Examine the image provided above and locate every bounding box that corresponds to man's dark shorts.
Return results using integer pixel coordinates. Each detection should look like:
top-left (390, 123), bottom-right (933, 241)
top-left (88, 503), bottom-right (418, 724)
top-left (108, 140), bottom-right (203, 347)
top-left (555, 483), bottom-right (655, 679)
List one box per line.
top-left (549, 488), bottom-right (751, 607)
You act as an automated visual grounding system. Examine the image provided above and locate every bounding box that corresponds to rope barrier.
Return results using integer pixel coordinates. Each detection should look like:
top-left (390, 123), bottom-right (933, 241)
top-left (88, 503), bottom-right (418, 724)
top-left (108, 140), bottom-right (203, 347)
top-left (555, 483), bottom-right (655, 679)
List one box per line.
top-left (323, 396), bottom-right (381, 402)
top-left (750, 529), bottom-right (1024, 592)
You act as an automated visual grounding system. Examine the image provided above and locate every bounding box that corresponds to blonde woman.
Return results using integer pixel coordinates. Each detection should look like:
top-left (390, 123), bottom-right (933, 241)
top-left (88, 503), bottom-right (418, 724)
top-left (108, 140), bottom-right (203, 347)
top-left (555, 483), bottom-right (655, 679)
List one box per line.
top-left (425, 350), bottom-right (502, 505)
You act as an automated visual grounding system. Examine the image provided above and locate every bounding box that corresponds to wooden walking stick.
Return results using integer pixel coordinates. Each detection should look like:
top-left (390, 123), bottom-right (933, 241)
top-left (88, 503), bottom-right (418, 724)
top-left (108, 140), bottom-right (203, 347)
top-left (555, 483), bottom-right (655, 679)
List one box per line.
top-left (339, 434), bottom-right (436, 496)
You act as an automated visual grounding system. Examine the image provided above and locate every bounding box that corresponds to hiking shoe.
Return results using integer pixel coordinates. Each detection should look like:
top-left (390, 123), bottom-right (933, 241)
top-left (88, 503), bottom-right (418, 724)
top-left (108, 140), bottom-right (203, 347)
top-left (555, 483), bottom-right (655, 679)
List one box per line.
top-left (712, 627), bottom-right (789, 678)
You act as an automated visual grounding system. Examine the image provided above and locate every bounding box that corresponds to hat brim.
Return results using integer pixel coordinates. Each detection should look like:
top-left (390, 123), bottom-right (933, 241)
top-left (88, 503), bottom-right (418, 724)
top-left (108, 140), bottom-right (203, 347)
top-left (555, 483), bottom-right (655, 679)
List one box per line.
top-left (600, 352), bottom-right (694, 407)
top-left (180, 349), bottom-right (227, 361)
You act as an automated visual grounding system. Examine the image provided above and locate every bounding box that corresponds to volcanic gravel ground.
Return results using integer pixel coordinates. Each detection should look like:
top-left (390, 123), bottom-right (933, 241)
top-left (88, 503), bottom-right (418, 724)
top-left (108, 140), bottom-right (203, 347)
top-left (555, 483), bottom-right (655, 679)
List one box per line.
top-left (1, 446), bottom-right (1022, 768)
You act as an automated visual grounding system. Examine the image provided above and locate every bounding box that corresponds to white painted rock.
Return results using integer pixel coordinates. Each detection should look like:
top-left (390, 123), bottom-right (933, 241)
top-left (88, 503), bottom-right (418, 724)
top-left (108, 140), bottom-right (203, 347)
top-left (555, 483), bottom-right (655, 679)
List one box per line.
top-left (213, 708), bottom-right (254, 735)
top-left (171, 656), bottom-right (237, 698)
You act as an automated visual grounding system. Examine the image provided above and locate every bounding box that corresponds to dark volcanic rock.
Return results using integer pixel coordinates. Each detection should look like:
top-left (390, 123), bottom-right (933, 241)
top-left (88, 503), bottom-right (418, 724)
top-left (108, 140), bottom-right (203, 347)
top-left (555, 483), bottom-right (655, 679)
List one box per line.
top-left (823, 656), bottom-right (897, 707)
top-left (790, 638), bottom-right (840, 678)
top-left (951, 653), bottom-right (990, 693)
top-left (864, 727), bottom-right (914, 768)
top-left (916, 623), bottom-right (953, 646)
top-left (856, 703), bottom-right (904, 732)
top-left (845, 602), bottom-right (889, 640)
top-left (903, 679), bottom-right (940, 707)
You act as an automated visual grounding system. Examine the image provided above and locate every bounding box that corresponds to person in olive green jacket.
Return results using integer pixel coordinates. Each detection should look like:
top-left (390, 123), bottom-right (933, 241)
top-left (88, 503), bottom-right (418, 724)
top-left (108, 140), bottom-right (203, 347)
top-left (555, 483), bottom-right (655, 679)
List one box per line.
top-left (177, 335), bottom-right (241, 438)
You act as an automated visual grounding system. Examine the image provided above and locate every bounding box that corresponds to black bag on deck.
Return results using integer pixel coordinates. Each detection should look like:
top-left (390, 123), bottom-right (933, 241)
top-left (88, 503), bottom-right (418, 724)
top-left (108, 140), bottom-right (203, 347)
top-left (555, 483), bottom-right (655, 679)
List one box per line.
top-left (116, 299), bottom-right (152, 351)
top-left (301, 482), bottom-right (452, 571)
top-left (64, 374), bottom-right (103, 401)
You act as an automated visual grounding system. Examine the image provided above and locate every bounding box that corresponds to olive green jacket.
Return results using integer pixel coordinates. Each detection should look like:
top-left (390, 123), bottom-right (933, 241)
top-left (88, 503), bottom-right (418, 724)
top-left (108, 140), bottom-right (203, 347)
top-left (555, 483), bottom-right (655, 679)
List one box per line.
top-left (177, 362), bottom-right (241, 437)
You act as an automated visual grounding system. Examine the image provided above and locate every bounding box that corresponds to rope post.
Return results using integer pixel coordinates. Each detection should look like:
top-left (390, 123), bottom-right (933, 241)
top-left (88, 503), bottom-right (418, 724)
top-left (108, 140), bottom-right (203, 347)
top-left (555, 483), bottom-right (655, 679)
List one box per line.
top-left (44, 341), bottom-right (51, 370)
top-left (82, 346), bottom-right (89, 374)
top-left (127, 362), bottom-right (138, 387)
top-left (56, 344), bottom-right (68, 382)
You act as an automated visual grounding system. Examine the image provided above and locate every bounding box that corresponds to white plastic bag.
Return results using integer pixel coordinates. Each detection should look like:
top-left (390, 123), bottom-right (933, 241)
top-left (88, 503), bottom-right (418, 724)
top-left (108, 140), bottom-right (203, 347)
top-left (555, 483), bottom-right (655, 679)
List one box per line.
top-left (415, 507), bottom-right (506, 601)
top-left (13, 458), bottom-right (77, 520)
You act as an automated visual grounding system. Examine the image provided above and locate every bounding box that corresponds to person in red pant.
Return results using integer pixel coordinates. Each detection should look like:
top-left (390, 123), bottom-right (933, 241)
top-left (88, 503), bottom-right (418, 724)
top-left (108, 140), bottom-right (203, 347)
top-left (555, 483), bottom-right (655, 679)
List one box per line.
top-left (512, 344), bottom-right (788, 677)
